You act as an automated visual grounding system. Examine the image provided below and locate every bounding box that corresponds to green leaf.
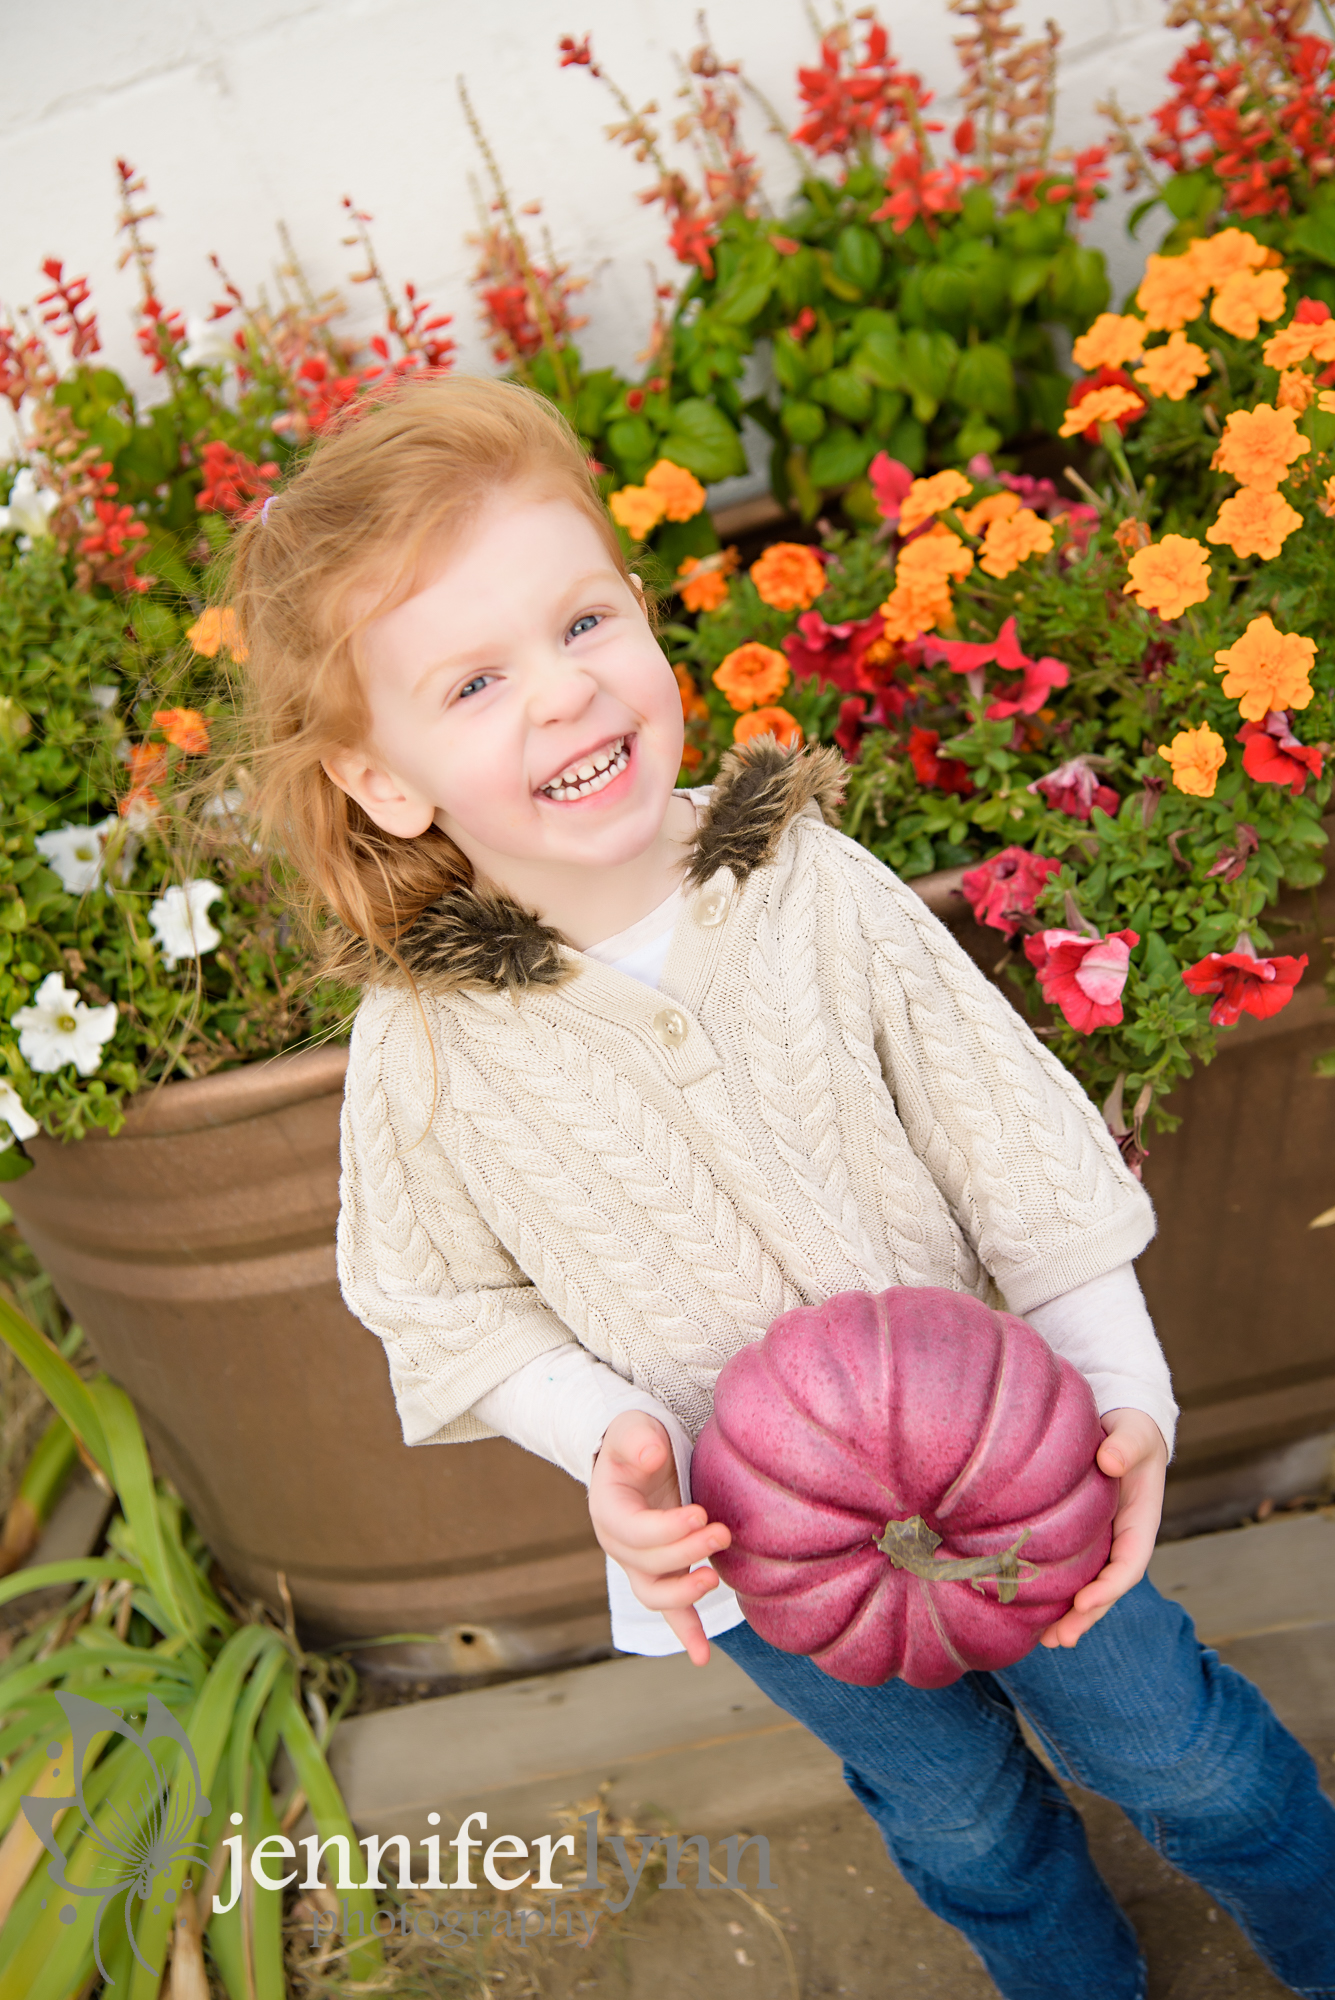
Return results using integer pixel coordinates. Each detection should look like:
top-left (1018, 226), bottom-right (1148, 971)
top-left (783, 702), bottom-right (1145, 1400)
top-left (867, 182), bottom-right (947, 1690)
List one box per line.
top-left (0, 1146), bottom-right (33, 1182)
top-left (832, 224), bottom-right (883, 296)
top-left (921, 264), bottom-right (975, 329)
top-left (657, 398), bottom-right (747, 481)
top-left (605, 415), bottom-right (656, 473)
top-left (780, 397), bottom-right (827, 445)
top-left (815, 248), bottom-right (864, 303)
top-left (808, 425), bottom-right (874, 489)
top-left (772, 331), bottom-right (812, 395)
top-left (0, 1295), bottom-right (111, 1475)
top-left (714, 243), bottom-right (780, 326)
top-left (1163, 170), bottom-right (1218, 223)
top-left (1290, 208), bottom-right (1335, 269)
top-left (853, 327), bottom-right (905, 392)
top-left (0, 1557), bottom-right (136, 1614)
top-left (92, 1379), bottom-right (192, 1639)
top-left (813, 367), bottom-right (874, 424)
top-left (899, 328), bottom-right (958, 405)
top-left (277, 1688), bottom-right (382, 1978)
top-left (952, 343), bottom-right (1016, 423)
top-left (1009, 256), bottom-right (1052, 306)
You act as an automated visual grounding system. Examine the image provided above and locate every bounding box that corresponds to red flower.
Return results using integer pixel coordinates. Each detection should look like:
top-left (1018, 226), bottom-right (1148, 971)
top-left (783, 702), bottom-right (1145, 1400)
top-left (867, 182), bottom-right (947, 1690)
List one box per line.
top-left (1065, 365), bottom-right (1144, 445)
top-left (783, 611), bottom-right (889, 694)
top-left (960, 846), bottom-right (1060, 936)
top-left (1295, 297), bottom-right (1332, 325)
top-left (196, 440), bottom-right (278, 518)
top-left (35, 259), bottom-right (101, 360)
top-left (788, 306), bottom-right (818, 342)
top-left (1028, 757), bottom-right (1120, 822)
top-left (835, 696), bottom-right (869, 761)
top-left (1024, 929), bottom-right (1138, 1034)
top-left (668, 210), bottom-right (719, 277)
top-left (868, 451), bottom-right (914, 525)
top-left (1237, 711), bottom-right (1325, 794)
top-left (135, 293), bottom-right (186, 374)
top-left (907, 726), bottom-right (974, 797)
top-left (931, 615), bottom-right (1070, 717)
top-left (1181, 943), bottom-right (1308, 1027)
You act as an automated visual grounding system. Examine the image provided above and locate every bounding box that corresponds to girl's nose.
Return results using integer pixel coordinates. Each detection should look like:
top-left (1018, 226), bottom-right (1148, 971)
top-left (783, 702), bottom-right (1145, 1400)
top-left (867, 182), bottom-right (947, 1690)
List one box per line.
top-left (526, 654), bottom-right (598, 727)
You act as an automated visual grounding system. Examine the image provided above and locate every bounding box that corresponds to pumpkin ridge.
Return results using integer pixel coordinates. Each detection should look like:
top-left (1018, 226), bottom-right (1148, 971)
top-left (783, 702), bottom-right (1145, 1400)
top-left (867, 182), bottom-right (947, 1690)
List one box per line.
top-left (931, 1319), bottom-right (1013, 1522)
top-left (916, 1573), bottom-right (972, 1675)
top-left (742, 1337), bottom-right (906, 1514)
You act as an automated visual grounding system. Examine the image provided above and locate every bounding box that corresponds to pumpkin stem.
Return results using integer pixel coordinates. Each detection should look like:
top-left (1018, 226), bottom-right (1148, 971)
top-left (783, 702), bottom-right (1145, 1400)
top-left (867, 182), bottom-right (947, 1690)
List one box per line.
top-left (873, 1514), bottom-right (1039, 1604)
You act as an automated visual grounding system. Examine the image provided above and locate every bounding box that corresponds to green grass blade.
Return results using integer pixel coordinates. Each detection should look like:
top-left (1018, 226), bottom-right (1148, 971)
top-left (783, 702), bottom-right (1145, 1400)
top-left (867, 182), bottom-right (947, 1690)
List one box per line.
top-left (0, 1730), bottom-right (129, 1991)
top-left (0, 1296), bottom-right (111, 1476)
top-left (276, 1684), bottom-right (383, 1978)
top-left (0, 1558), bottom-right (137, 1613)
top-left (89, 1380), bottom-right (191, 1638)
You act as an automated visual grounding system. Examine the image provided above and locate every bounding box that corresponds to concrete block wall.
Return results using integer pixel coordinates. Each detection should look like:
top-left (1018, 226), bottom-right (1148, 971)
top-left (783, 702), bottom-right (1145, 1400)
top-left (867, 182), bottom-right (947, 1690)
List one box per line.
top-left (2, 2), bottom-right (1184, 419)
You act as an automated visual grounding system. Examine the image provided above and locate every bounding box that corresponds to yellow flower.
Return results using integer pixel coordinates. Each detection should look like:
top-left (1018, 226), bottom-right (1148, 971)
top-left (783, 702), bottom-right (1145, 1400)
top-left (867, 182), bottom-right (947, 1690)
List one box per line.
top-left (1135, 253), bottom-right (1209, 332)
top-left (643, 458), bottom-right (707, 522)
top-left (1058, 385), bottom-right (1145, 437)
top-left (1157, 723), bottom-right (1228, 798)
top-left (749, 541), bottom-right (827, 611)
top-left (1213, 614), bottom-right (1316, 719)
top-left (673, 660), bottom-right (709, 723)
top-left (959, 490), bottom-right (1021, 535)
top-left (1123, 535), bottom-right (1212, 620)
top-left (713, 642), bottom-right (791, 711)
top-left (1262, 318), bottom-right (1335, 368)
top-left (733, 706), bottom-right (803, 749)
top-left (186, 606), bottom-right (247, 661)
top-left (897, 526), bottom-right (974, 587)
top-left (676, 548), bottom-right (737, 613)
top-left (978, 507), bottom-right (1055, 579)
top-left (898, 469), bottom-right (973, 536)
top-left (1183, 228), bottom-right (1268, 292)
top-left (879, 579), bottom-right (953, 644)
top-left (1071, 314), bottom-right (1147, 371)
top-left (1205, 486), bottom-right (1303, 561)
top-left (1209, 403), bottom-right (1310, 489)
top-left (608, 484), bottom-right (666, 540)
top-left (1320, 475), bottom-right (1335, 520)
top-left (1276, 366), bottom-right (1316, 413)
top-left (1133, 332), bottom-right (1211, 401)
top-left (1210, 267), bottom-right (1288, 341)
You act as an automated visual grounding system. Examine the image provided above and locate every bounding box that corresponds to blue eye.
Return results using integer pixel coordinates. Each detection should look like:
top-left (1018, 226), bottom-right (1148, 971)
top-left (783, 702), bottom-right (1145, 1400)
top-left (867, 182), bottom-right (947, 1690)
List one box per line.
top-left (457, 673), bottom-right (492, 700)
top-left (568, 613), bottom-right (601, 641)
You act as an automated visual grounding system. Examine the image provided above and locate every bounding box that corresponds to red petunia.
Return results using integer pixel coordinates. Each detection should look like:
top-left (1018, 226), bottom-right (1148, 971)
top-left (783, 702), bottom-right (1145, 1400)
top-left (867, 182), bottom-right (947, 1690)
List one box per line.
top-left (1028, 757), bottom-right (1120, 822)
top-left (835, 696), bottom-right (868, 762)
top-left (960, 846), bottom-right (1060, 936)
top-left (1024, 929), bottom-right (1138, 1034)
top-left (907, 726), bottom-right (975, 797)
top-left (931, 615), bottom-right (1070, 717)
top-left (1181, 943), bottom-right (1308, 1027)
top-left (784, 611), bottom-right (887, 694)
top-left (1237, 711), bottom-right (1325, 795)
top-left (868, 451), bottom-right (915, 525)
top-left (1065, 365), bottom-right (1144, 446)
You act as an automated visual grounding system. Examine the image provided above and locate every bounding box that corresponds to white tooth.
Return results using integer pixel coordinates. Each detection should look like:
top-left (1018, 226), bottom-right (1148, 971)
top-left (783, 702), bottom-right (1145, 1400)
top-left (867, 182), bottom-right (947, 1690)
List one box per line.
top-left (592, 751), bottom-right (611, 772)
top-left (578, 780), bottom-right (593, 794)
top-left (576, 762), bottom-right (595, 780)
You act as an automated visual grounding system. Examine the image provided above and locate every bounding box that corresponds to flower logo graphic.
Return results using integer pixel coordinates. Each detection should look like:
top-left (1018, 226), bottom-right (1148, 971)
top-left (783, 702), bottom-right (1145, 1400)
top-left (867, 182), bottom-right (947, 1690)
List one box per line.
top-left (21, 1690), bottom-right (211, 1983)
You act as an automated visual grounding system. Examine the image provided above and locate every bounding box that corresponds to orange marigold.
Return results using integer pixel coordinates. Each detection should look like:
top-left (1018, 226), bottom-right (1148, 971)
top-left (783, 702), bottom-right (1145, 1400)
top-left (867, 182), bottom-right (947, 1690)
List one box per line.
top-left (896, 525), bottom-right (974, 587)
top-left (1184, 228), bottom-right (1268, 292)
top-left (1205, 486), bottom-right (1303, 561)
top-left (673, 661), bottom-right (709, 724)
top-left (713, 642), bottom-right (791, 711)
top-left (733, 705), bottom-right (803, 749)
top-left (1157, 722), bottom-right (1227, 798)
top-left (676, 547), bottom-right (737, 613)
top-left (898, 469), bottom-right (973, 536)
top-left (1058, 385), bottom-right (1144, 437)
top-left (1210, 267), bottom-right (1288, 341)
top-left (959, 490), bottom-right (1021, 535)
top-left (643, 457), bottom-right (707, 522)
top-left (1214, 614), bottom-right (1316, 719)
top-left (1135, 253), bottom-right (1208, 332)
top-left (749, 541), bottom-right (827, 611)
top-left (978, 507), bottom-right (1055, 579)
top-left (1276, 367), bottom-right (1315, 414)
top-left (880, 579), bottom-right (952, 644)
top-left (153, 707), bottom-right (209, 755)
top-left (186, 606), bottom-right (247, 661)
top-left (1071, 313), bottom-right (1146, 372)
top-left (1210, 403), bottom-right (1310, 489)
top-left (1123, 535), bottom-right (1212, 620)
top-left (1262, 318), bottom-right (1335, 368)
top-left (608, 484), bottom-right (666, 541)
top-left (1133, 332), bottom-right (1210, 402)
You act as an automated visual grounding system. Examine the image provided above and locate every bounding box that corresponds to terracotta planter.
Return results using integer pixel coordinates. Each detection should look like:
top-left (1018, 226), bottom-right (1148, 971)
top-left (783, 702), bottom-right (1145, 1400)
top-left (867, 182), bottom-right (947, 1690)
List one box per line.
top-left (915, 857), bottom-right (1335, 1529)
top-left (6, 1047), bottom-right (610, 1682)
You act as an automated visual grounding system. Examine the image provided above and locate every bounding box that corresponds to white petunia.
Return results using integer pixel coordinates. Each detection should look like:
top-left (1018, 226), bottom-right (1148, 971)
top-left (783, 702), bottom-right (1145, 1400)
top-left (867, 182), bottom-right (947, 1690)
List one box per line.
top-left (0, 1078), bottom-right (39, 1146)
top-left (0, 466), bottom-right (58, 541)
top-left (180, 314), bottom-right (239, 374)
top-left (11, 972), bottom-right (118, 1077)
top-left (149, 879), bottom-right (223, 969)
top-left (34, 819), bottom-right (118, 895)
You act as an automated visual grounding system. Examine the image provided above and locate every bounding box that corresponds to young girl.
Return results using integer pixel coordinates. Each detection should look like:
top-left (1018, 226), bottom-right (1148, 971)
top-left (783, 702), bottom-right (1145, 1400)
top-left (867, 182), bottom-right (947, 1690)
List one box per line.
top-left (231, 375), bottom-right (1335, 1999)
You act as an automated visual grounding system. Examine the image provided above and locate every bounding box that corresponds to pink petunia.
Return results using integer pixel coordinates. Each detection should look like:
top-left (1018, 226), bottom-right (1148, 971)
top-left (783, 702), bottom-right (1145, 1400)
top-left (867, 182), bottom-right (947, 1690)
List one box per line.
top-left (931, 615), bottom-right (1070, 716)
top-left (868, 452), bottom-right (915, 525)
top-left (1028, 757), bottom-right (1120, 822)
top-left (960, 846), bottom-right (1060, 936)
top-left (1024, 929), bottom-right (1139, 1034)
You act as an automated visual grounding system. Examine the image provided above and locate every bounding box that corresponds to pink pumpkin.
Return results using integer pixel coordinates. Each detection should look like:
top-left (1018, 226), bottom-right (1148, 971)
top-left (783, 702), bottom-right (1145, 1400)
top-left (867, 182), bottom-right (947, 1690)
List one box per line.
top-left (691, 1286), bottom-right (1118, 1689)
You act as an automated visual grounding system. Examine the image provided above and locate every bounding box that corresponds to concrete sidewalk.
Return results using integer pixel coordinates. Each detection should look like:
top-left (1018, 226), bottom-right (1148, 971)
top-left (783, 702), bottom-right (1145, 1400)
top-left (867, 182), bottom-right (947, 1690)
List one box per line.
top-left (325, 1509), bottom-right (1335, 1848)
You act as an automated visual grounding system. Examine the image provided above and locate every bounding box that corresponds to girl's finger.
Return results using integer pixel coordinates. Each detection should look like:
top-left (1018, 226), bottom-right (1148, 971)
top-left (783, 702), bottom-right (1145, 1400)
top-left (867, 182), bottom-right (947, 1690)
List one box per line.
top-left (599, 1524), bottom-right (729, 1579)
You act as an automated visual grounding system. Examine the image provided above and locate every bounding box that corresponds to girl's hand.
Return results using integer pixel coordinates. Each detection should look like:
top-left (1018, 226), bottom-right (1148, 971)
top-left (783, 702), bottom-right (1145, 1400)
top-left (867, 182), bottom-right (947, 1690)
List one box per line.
top-left (1039, 1407), bottom-right (1168, 1650)
top-left (588, 1410), bottom-right (731, 1667)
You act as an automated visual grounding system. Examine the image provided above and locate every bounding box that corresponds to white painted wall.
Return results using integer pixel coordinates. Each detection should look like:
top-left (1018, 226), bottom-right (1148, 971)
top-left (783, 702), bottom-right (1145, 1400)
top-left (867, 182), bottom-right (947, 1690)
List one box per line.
top-left (2, 2), bottom-right (1184, 423)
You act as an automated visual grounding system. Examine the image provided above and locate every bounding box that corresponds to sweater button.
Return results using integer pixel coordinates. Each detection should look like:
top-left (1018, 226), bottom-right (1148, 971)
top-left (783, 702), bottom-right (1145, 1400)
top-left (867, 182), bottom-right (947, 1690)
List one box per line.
top-left (652, 1007), bottom-right (688, 1048)
top-left (694, 887), bottom-right (730, 927)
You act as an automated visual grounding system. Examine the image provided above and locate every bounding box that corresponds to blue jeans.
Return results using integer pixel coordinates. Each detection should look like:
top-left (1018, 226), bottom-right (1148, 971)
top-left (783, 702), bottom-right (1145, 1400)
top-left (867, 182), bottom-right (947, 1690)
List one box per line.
top-left (712, 1577), bottom-right (1335, 2000)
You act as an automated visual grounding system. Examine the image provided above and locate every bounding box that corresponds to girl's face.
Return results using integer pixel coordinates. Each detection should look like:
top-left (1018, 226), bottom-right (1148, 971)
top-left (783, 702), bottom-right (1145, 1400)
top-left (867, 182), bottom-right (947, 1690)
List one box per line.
top-left (326, 490), bottom-right (686, 897)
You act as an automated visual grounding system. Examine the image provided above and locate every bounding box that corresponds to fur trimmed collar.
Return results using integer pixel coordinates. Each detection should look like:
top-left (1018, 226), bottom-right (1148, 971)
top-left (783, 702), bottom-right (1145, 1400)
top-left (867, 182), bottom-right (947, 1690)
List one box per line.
top-left (356, 737), bottom-right (846, 997)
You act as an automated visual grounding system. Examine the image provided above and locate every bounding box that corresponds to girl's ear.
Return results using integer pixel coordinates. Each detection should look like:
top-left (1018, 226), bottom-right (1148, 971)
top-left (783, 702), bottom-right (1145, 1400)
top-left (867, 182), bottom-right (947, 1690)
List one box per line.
top-left (629, 572), bottom-right (650, 622)
top-left (321, 749), bottom-right (437, 839)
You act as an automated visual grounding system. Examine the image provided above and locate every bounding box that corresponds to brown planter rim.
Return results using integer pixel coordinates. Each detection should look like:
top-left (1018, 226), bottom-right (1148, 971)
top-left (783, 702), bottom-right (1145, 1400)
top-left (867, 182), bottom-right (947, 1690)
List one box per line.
top-left (102, 1041), bottom-right (351, 1141)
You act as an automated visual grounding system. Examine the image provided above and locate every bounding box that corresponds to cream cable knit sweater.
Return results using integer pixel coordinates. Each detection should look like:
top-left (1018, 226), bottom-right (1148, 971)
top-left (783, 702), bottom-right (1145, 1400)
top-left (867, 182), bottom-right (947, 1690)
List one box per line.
top-left (336, 741), bottom-right (1163, 1456)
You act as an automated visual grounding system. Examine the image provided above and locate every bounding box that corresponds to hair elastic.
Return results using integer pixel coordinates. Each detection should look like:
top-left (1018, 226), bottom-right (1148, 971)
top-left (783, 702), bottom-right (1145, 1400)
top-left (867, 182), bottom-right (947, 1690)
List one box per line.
top-left (261, 495), bottom-right (274, 523)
